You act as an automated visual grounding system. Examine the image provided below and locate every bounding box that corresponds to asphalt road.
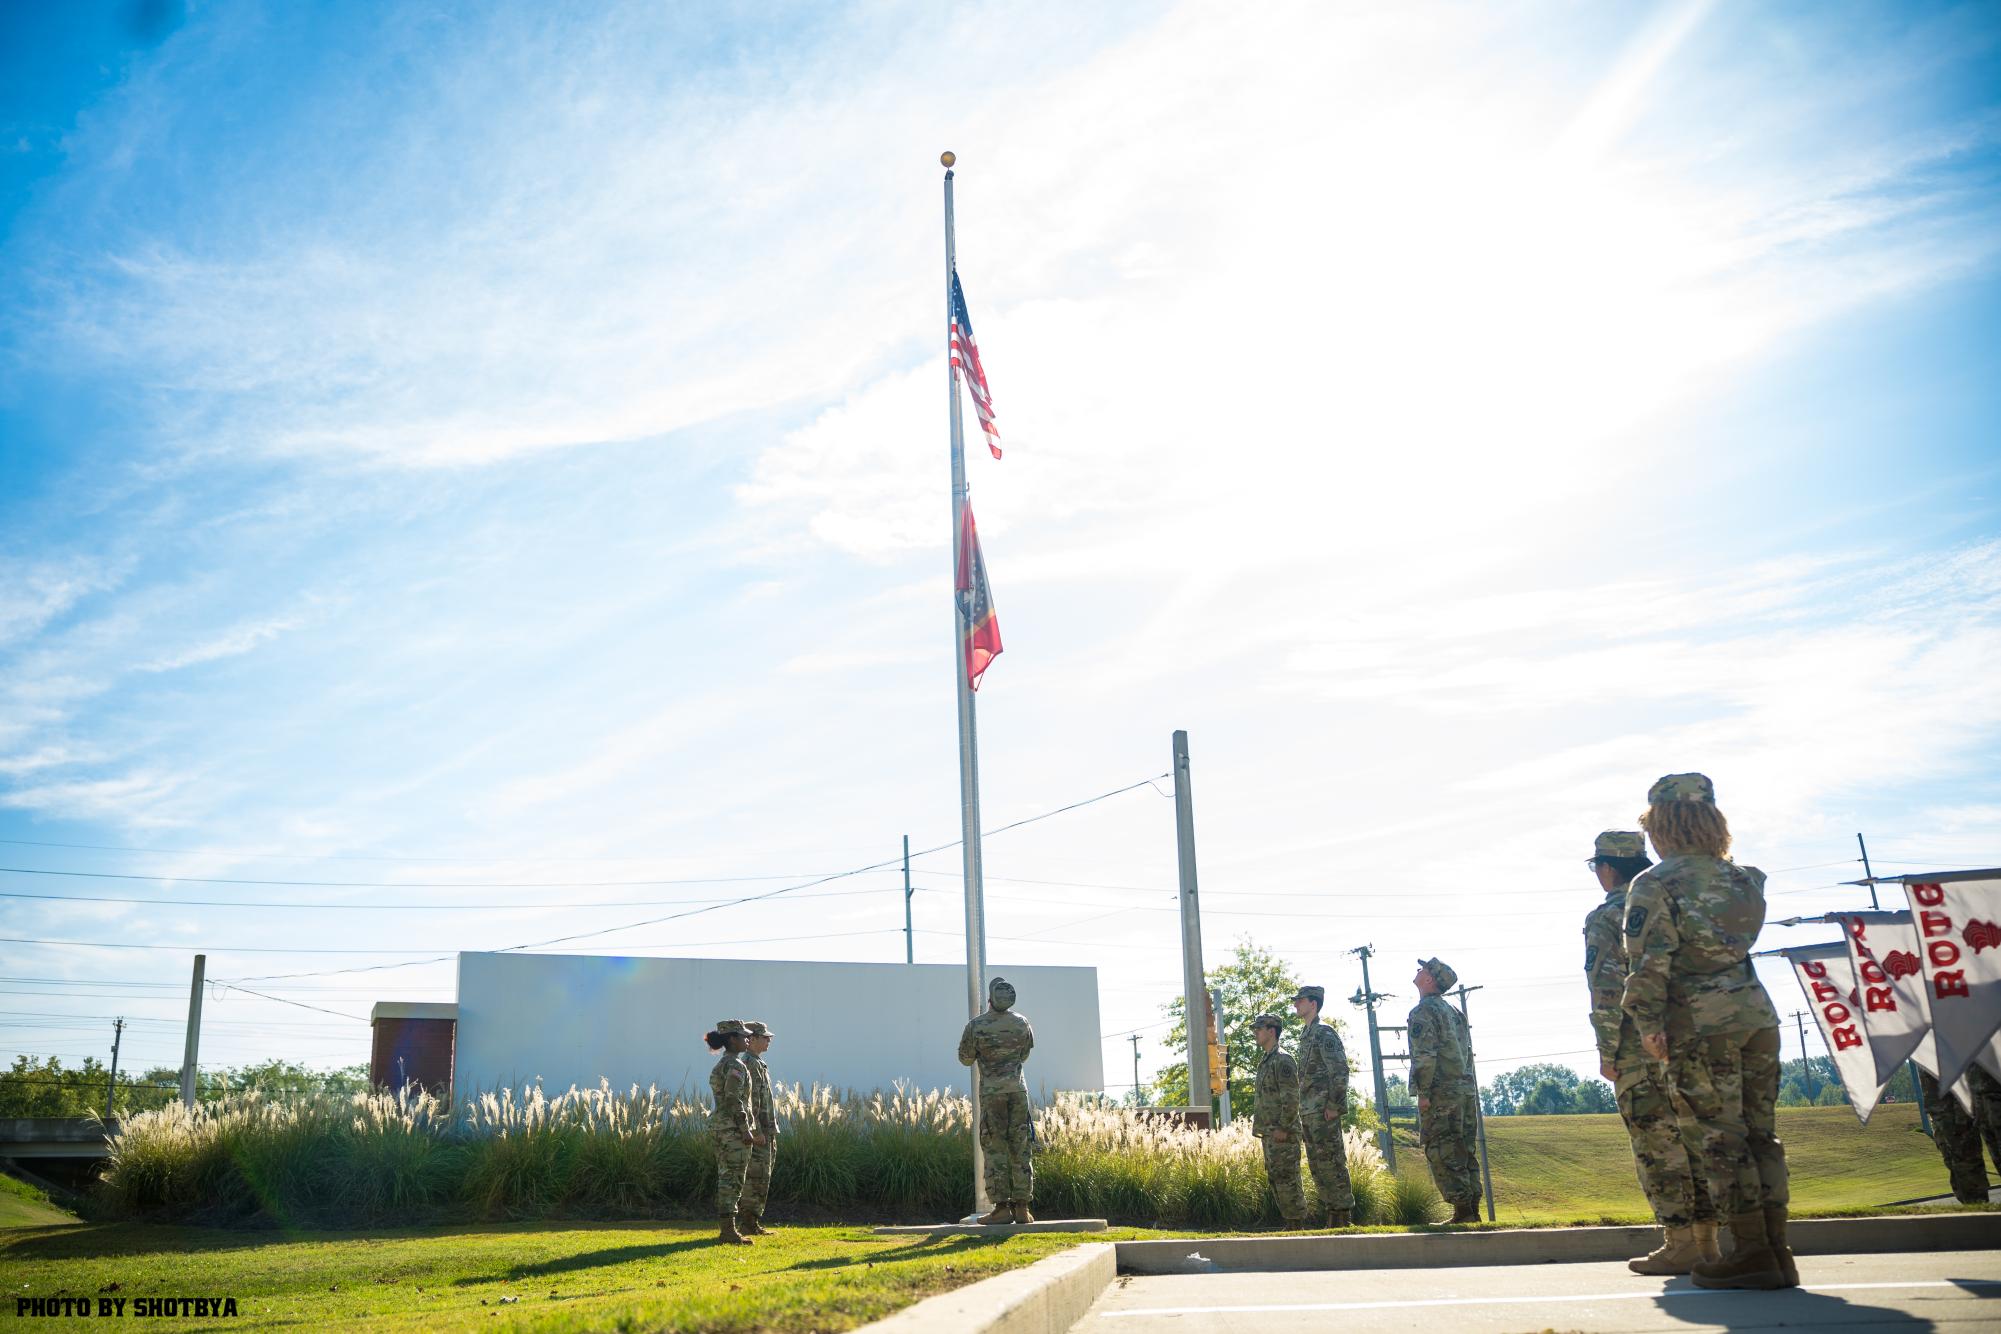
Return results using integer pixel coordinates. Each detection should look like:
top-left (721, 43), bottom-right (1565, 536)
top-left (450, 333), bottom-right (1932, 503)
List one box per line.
top-left (1074, 1250), bottom-right (2001, 1332)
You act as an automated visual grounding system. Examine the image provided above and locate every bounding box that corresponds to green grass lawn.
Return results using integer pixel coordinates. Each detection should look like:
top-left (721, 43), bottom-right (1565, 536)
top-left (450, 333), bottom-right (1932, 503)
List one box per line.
top-left (1, 1220), bottom-right (1132, 1332)
top-left (2, 1103), bottom-right (1971, 1330)
top-left (1465, 1102), bottom-right (1954, 1224)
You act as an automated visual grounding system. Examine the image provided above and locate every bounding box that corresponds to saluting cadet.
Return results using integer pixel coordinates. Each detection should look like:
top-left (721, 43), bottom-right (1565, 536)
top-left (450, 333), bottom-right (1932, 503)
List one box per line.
top-left (1624, 772), bottom-right (1794, 1290)
top-left (1290, 985), bottom-right (1355, 1226)
top-left (1585, 829), bottom-right (1718, 1273)
top-left (957, 976), bottom-right (1037, 1223)
top-left (704, 1019), bottom-right (765, 1246)
top-left (1250, 1013), bottom-right (1311, 1227)
top-left (1409, 958), bottom-right (1483, 1223)
top-left (740, 1020), bottom-right (780, 1235)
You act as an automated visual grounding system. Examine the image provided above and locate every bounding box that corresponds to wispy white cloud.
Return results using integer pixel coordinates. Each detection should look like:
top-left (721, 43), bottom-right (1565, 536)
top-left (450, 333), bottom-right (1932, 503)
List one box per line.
top-left (140, 613), bottom-right (303, 672)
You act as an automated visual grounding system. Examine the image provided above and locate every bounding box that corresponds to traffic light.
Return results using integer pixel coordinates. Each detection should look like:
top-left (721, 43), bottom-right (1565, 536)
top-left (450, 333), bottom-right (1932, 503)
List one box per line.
top-left (1205, 989), bottom-right (1226, 1098)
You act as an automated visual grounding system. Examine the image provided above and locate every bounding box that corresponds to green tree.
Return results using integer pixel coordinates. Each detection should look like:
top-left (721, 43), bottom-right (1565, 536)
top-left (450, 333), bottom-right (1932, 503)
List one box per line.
top-left (1522, 1077), bottom-right (1575, 1116)
top-left (1574, 1079), bottom-right (1616, 1113)
top-left (1482, 1062), bottom-right (1583, 1116)
top-left (1153, 938), bottom-right (1362, 1124)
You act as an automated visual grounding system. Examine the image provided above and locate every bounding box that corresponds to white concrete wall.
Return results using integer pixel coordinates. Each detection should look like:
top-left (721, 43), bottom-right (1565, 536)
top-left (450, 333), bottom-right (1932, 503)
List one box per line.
top-left (453, 952), bottom-right (1104, 1101)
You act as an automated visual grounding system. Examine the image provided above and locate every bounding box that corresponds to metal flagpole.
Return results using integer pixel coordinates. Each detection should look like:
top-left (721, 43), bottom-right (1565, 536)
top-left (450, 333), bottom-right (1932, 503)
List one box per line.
top-left (943, 150), bottom-right (992, 1219)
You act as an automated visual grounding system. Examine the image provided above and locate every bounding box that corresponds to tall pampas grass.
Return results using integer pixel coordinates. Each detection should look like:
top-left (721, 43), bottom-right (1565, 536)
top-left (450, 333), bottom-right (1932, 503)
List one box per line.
top-left (101, 1082), bottom-right (1422, 1228)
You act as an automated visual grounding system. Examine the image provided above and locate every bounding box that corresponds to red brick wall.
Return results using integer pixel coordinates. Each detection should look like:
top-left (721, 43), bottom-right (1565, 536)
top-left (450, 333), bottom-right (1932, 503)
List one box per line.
top-left (370, 1018), bottom-right (455, 1097)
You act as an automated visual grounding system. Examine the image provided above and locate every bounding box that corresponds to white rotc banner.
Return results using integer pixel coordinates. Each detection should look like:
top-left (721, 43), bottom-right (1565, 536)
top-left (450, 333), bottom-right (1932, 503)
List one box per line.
top-left (1784, 942), bottom-right (1884, 1124)
top-left (1839, 910), bottom-right (1934, 1087)
top-left (1839, 907), bottom-right (1974, 1110)
top-left (1901, 872), bottom-right (2001, 1090)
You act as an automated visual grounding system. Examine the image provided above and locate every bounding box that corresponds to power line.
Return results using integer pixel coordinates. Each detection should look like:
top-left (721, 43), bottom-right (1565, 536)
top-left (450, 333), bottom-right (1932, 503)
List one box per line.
top-left (0, 882), bottom-right (903, 911)
top-left (215, 773), bottom-right (1168, 985)
top-left (3, 926), bottom-right (903, 957)
top-left (0, 865), bottom-right (875, 890)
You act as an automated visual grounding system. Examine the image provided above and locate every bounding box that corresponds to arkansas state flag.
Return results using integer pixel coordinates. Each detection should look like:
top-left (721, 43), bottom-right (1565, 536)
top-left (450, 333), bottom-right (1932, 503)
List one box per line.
top-left (956, 503), bottom-right (1002, 690)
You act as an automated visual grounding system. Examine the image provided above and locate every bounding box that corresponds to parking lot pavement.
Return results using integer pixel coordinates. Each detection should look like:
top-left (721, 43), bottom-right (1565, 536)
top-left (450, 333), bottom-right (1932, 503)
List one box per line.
top-left (1074, 1250), bottom-right (2001, 1333)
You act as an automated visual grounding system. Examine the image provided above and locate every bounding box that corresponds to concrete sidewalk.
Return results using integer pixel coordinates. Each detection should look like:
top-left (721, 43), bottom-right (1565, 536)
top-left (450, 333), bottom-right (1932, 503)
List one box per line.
top-left (1076, 1251), bottom-right (2001, 1332)
top-left (1114, 1211), bottom-right (2001, 1274)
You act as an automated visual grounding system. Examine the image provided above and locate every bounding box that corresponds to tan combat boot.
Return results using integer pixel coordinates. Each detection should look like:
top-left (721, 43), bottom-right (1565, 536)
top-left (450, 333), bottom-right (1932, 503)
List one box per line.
top-left (978, 1202), bottom-right (1014, 1226)
top-left (1449, 1200), bottom-right (1481, 1224)
top-left (1762, 1205), bottom-right (1799, 1288)
top-left (1011, 1203), bottom-right (1035, 1224)
top-left (1690, 1210), bottom-right (1784, 1289)
top-left (718, 1214), bottom-right (753, 1246)
top-left (1326, 1208), bottom-right (1352, 1228)
top-left (737, 1207), bottom-right (768, 1236)
top-left (1693, 1218), bottom-right (1722, 1265)
top-left (1627, 1225), bottom-right (1702, 1275)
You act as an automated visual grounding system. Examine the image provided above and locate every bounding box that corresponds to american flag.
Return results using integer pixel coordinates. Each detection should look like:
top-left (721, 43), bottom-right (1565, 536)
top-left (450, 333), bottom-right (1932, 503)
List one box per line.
top-left (950, 271), bottom-right (1002, 460)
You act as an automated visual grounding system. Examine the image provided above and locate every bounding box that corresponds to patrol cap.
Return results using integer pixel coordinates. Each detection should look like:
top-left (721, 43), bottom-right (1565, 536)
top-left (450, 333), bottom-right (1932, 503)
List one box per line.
top-left (1290, 985), bottom-right (1326, 1005)
top-left (1418, 957), bottom-right (1458, 991)
top-left (1593, 830), bottom-right (1646, 860)
top-left (989, 977), bottom-right (1016, 1009)
top-left (1648, 772), bottom-right (1715, 805)
top-left (1251, 1013), bottom-right (1285, 1032)
top-left (744, 1020), bottom-right (774, 1037)
top-left (714, 1018), bottom-right (748, 1035)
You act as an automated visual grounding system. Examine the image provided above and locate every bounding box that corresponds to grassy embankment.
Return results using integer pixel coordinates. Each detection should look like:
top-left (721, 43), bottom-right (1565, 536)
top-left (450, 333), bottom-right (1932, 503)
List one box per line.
top-left (0, 1171), bottom-right (76, 1229)
top-left (1460, 1102), bottom-right (1954, 1224)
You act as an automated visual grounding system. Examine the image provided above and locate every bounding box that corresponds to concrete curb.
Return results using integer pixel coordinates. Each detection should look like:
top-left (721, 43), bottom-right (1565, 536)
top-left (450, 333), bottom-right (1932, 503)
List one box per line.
top-left (858, 1242), bottom-right (1116, 1334)
top-left (1115, 1212), bottom-right (2001, 1275)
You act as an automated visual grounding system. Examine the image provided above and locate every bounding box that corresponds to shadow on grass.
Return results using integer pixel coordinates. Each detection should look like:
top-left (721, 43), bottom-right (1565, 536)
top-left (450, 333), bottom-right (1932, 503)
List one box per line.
top-left (451, 1238), bottom-right (717, 1285)
top-left (0, 1218), bottom-right (719, 1264)
top-left (782, 1234), bottom-right (1019, 1273)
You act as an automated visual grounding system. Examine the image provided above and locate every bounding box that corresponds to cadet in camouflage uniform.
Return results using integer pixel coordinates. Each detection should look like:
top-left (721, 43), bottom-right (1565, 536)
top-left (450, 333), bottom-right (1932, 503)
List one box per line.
top-left (1408, 958), bottom-right (1482, 1223)
top-left (1624, 772), bottom-right (1793, 1290)
top-left (1584, 829), bottom-right (1718, 1274)
top-left (705, 1019), bottom-right (765, 1245)
top-left (1919, 1069), bottom-right (1991, 1203)
top-left (1250, 1013), bottom-right (1311, 1226)
top-left (957, 976), bottom-right (1036, 1224)
top-left (1290, 985), bottom-right (1355, 1226)
top-left (739, 1020), bottom-right (780, 1235)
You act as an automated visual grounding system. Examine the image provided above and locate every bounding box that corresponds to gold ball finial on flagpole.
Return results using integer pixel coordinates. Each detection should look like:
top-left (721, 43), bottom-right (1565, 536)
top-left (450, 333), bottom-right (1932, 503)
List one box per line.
top-left (940, 151), bottom-right (956, 168)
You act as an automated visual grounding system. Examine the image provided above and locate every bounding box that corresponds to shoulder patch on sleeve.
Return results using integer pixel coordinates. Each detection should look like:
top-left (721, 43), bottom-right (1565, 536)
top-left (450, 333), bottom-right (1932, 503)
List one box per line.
top-left (1625, 905), bottom-right (1648, 935)
top-left (1584, 944), bottom-right (1599, 972)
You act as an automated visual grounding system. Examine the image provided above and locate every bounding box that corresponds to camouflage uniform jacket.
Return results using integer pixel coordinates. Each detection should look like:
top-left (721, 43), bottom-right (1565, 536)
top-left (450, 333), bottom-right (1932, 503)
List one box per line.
top-left (747, 1052), bottom-right (779, 1140)
top-left (1252, 1045), bottom-right (1304, 1140)
top-left (1584, 889), bottom-right (1632, 1067)
top-left (708, 1051), bottom-right (758, 1141)
top-left (1295, 1018), bottom-right (1349, 1116)
top-left (1621, 853), bottom-right (1778, 1039)
top-left (1407, 994), bottom-right (1474, 1100)
top-left (957, 1008), bottom-right (1035, 1093)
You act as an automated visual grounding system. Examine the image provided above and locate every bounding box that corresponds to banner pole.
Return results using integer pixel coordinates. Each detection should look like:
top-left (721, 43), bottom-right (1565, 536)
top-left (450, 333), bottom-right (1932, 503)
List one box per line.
top-left (943, 151), bottom-right (991, 1219)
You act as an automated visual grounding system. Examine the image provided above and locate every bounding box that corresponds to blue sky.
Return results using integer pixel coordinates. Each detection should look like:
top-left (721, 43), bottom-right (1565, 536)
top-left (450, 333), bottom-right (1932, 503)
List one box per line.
top-left (3, 0), bottom-right (1999, 1094)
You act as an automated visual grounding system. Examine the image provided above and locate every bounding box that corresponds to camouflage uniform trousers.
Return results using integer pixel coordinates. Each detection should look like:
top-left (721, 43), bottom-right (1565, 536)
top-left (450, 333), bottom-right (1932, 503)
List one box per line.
top-left (1612, 1051), bottom-right (1713, 1226)
top-left (1299, 1104), bottom-right (1354, 1211)
top-left (1664, 1025), bottom-right (1788, 1217)
top-left (1972, 1067), bottom-right (2001, 1180)
top-left (1920, 1070), bottom-right (1990, 1203)
top-left (979, 1085), bottom-right (1034, 1204)
top-left (742, 1138), bottom-right (777, 1215)
top-left (1260, 1135), bottom-right (1311, 1222)
top-left (712, 1130), bottom-right (754, 1215)
top-left (1419, 1086), bottom-right (1482, 1208)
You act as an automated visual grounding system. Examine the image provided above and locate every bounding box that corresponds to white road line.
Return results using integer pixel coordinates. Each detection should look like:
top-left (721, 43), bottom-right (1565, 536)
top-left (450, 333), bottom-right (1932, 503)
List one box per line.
top-left (1097, 1277), bottom-right (2001, 1318)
